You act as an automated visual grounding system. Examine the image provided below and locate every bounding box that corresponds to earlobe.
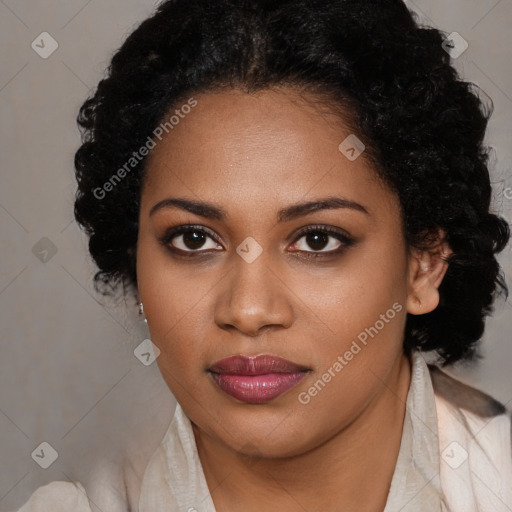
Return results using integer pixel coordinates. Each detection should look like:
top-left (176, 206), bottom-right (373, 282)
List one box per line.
top-left (406, 233), bottom-right (451, 316)
top-left (406, 274), bottom-right (441, 315)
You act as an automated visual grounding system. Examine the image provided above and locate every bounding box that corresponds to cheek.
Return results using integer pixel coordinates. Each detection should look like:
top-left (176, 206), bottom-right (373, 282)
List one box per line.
top-left (298, 244), bottom-right (408, 340)
top-left (144, 280), bottom-right (213, 369)
top-left (297, 251), bottom-right (409, 413)
top-left (148, 297), bottom-right (214, 402)
top-left (295, 270), bottom-right (408, 434)
top-left (136, 233), bottom-right (212, 365)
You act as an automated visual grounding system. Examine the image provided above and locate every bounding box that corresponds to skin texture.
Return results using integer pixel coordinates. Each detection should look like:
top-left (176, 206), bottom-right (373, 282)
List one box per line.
top-left (136, 88), bottom-right (450, 511)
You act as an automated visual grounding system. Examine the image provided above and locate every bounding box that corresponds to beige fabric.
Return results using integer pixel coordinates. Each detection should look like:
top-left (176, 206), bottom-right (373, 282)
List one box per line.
top-left (13, 351), bottom-right (512, 511)
top-left (437, 394), bottom-right (512, 510)
top-left (14, 482), bottom-right (92, 512)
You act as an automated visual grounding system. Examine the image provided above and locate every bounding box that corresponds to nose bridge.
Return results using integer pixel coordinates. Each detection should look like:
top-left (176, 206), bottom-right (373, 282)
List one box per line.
top-left (214, 245), bottom-right (293, 335)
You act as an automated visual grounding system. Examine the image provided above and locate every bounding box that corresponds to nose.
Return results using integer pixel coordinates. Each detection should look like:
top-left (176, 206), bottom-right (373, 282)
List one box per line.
top-left (214, 254), bottom-right (294, 337)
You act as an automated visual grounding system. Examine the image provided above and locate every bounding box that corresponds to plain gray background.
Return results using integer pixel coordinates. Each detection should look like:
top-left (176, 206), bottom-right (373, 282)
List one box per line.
top-left (0, 0), bottom-right (511, 510)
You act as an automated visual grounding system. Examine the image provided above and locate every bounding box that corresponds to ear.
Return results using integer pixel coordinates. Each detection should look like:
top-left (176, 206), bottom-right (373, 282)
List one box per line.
top-left (406, 230), bottom-right (452, 315)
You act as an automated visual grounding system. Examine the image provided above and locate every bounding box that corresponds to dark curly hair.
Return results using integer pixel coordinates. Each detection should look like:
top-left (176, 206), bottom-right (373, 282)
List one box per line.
top-left (74, 0), bottom-right (509, 366)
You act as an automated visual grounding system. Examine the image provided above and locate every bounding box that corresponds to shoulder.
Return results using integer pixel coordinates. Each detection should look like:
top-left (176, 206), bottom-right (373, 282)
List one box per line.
top-left (427, 363), bottom-right (512, 508)
top-left (428, 363), bottom-right (512, 460)
top-left (428, 363), bottom-right (507, 418)
top-left (14, 481), bottom-right (93, 512)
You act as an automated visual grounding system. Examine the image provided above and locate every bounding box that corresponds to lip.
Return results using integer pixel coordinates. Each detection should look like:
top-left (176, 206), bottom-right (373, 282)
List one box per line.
top-left (209, 354), bottom-right (309, 403)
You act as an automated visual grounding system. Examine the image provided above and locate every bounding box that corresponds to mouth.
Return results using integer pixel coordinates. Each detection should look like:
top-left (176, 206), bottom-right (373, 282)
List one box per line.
top-left (208, 354), bottom-right (310, 403)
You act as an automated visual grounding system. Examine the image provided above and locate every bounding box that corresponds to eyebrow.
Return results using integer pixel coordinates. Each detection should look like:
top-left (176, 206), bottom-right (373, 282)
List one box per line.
top-left (149, 196), bottom-right (369, 222)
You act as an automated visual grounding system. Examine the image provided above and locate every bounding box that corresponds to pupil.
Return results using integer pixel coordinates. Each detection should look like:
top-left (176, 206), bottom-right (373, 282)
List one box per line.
top-left (184, 230), bottom-right (206, 250)
top-left (307, 232), bottom-right (328, 251)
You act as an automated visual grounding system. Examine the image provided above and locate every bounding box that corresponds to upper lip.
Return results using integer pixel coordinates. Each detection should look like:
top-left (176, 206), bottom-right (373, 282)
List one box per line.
top-left (209, 354), bottom-right (309, 375)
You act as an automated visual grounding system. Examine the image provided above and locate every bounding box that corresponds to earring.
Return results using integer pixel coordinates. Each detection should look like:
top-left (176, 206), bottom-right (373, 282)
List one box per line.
top-left (138, 300), bottom-right (148, 323)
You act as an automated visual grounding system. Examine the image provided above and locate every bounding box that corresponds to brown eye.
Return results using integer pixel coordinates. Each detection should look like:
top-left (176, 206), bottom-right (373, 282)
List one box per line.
top-left (301, 232), bottom-right (333, 251)
top-left (159, 225), bottom-right (222, 253)
top-left (179, 230), bottom-right (209, 250)
top-left (290, 225), bottom-right (355, 256)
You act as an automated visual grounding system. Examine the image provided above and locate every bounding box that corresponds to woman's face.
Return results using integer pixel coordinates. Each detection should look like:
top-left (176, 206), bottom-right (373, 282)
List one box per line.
top-left (137, 87), bottom-right (414, 457)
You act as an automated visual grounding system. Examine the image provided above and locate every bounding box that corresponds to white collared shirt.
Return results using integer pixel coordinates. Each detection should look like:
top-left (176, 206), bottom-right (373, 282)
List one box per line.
top-left (14, 351), bottom-right (512, 511)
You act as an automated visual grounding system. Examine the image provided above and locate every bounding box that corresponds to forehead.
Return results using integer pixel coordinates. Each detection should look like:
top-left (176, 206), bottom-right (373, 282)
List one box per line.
top-left (141, 88), bottom-right (396, 220)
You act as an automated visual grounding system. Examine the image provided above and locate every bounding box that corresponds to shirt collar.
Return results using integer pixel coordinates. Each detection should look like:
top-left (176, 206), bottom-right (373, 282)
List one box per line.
top-left (383, 350), bottom-right (442, 511)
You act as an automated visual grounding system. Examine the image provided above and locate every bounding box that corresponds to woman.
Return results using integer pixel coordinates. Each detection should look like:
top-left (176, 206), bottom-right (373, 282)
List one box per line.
top-left (15, 0), bottom-right (512, 510)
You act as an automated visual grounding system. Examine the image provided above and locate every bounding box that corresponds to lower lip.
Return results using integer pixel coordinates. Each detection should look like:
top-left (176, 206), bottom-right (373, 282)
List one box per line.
top-left (211, 372), bottom-right (306, 404)
top-left (210, 372), bottom-right (307, 403)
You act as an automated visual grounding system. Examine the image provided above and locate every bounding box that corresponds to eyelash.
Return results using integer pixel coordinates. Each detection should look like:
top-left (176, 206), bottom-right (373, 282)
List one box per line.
top-left (157, 224), bottom-right (355, 260)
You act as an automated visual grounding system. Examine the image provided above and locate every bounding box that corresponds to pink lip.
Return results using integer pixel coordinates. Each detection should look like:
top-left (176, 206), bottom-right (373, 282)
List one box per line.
top-left (209, 355), bottom-right (309, 403)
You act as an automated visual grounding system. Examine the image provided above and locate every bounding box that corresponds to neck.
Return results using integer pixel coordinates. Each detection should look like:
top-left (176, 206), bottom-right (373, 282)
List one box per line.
top-left (193, 352), bottom-right (412, 512)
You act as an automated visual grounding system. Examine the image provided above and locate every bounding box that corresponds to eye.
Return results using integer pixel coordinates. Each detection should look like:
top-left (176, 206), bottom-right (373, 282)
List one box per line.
top-left (289, 225), bottom-right (354, 256)
top-left (158, 224), bottom-right (355, 258)
top-left (159, 225), bottom-right (222, 254)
